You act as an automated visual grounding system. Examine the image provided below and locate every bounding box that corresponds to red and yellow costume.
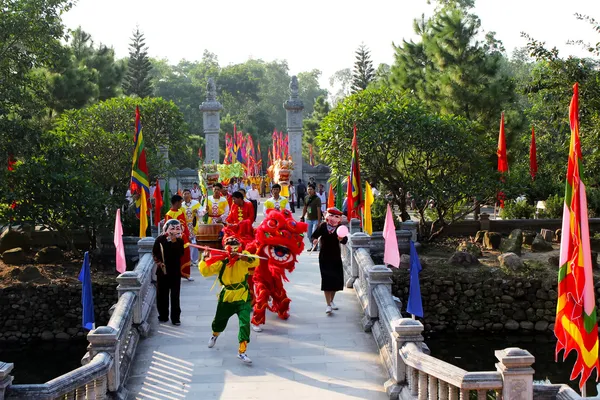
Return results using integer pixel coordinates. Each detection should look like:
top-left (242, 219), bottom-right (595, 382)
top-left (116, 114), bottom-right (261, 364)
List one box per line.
top-left (226, 200), bottom-right (255, 225)
top-left (246, 209), bottom-right (307, 325)
top-left (165, 208), bottom-right (192, 278)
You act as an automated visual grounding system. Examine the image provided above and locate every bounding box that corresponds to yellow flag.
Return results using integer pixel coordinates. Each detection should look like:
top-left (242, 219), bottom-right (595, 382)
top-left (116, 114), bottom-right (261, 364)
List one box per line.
top-left (139, 189), bottom-right (148, 238)
top-left (364, 181), bottom-right (374, 235)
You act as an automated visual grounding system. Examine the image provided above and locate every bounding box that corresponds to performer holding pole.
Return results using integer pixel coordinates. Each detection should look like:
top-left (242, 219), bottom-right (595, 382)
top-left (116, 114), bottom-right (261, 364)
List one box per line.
top-left (199, 224), bottom-right (259, 364)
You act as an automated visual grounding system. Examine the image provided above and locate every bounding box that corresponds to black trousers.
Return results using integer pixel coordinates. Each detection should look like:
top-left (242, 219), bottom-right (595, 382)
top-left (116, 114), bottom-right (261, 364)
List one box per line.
top-left (297, 194), bottom-right (306, 208)
top-left (250, 200), bottom-right (258, 221)
top-left (156, 273), bottom-right (181, 322)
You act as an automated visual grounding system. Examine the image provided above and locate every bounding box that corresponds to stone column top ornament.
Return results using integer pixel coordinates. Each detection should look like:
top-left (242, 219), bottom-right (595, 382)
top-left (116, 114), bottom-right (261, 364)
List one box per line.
top-left (495, 347), bottom-right (535, 369)
top-left (200, 77), bottom-right (223, 112)
top-left (284, 75), bottom-right (304, 110)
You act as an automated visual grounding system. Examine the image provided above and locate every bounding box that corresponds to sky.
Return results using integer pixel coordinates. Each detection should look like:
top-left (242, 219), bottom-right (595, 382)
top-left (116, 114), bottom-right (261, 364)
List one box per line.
top-left (62, 0), bottom-right (599, 89)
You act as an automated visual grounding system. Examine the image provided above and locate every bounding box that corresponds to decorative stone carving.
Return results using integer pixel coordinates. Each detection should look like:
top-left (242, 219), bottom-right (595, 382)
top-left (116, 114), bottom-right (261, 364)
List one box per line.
top-left (283, 75), bottom-right (304, 183)
top-left (200, 77), bottom-right (223, 164)
top-left (495, 347), bottom-right (534, 400)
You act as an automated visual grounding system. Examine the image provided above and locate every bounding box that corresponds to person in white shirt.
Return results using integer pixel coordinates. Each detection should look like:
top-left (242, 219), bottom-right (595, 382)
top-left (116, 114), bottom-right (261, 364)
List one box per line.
top-left (246, 183), bottom-right (260, 222)
top-left (191, 182), bottom-right (202, 201)
top-left (317, 184), bottom-right (327, 214)
top-left (289, 184), bottom-right (296, 213)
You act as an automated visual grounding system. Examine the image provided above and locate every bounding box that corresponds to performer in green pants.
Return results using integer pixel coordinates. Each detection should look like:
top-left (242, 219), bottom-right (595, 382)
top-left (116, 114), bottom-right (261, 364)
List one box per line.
top-left (199, 223), bottom-right (258, 364)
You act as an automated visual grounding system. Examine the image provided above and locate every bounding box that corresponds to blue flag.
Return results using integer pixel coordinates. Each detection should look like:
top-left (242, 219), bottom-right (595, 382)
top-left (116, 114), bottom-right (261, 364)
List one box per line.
top-left (78, 252), bottom-right (95, 330)
top-left (406, 241), bottom-right (423, 318)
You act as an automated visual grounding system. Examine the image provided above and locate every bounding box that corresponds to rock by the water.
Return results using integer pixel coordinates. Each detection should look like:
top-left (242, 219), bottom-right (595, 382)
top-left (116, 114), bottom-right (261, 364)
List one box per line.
top-left (532, 234), bottom-right (553, 252)
top-left (474, 230), bottom-right (487, 244)
top-left (540, 229), bottom-right (554, 242)
top-left (0, 229), bottom-right (30, 253)
top-left (548, 255), bottom-right (559, 266)
top-left (457, 241), bottom-right (482, 257)
top-left (9, 267), bottom-right (21, 277)
top-left (500, 229), bottom-right (523, 255)
top-left (448, 251), bottom-right (479, 266)
top-left (55, 332), bottom-right (70, 341)
top-left (399, 254), bottom-right (410, 268)
top-left (35, 246), bottom-right (64, 264)
top-left (41, 331), bottom-right (54, 341)
top-left (522, 231), bottom-right (537, 246)
top-left (520, 321), bottom-right (534, 330)
top-left (505, 320), bottom-right (519, 330)
top-left (2, 247), bottom-right (25, 265)
top-left (535, 321), bottom-right (549, 332)
top-left (16, 266), bottom-right (47, 283)
top-left (498, 253), bottom-right (524, 271)
top-left (484, 232), bottom-right (502, 250)
top-left (555, 229), bottom-right (562, 241)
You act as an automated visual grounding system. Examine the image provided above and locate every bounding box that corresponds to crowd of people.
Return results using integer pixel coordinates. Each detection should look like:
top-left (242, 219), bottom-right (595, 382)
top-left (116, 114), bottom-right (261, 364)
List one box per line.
top-left (149, 176), bottom-right (357, 364)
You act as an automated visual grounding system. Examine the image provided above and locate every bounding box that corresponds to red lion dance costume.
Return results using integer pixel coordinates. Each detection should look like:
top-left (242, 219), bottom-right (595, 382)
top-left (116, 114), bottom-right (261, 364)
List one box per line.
top-left (247, 209), bottom-right (307, 326)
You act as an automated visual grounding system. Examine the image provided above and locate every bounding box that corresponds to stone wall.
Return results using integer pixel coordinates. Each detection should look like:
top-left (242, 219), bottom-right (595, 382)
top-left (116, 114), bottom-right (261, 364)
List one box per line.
top-left (391, 266), bottom-right (576, 333)
top-left (0, 281), bottom-right (117, 343)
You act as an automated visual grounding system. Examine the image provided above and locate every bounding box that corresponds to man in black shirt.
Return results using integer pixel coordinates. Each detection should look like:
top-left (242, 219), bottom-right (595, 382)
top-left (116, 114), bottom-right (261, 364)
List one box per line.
top-left (296, 179), bottom-right (307, 208)
top-left (152, 219), bottom-right (185, 325)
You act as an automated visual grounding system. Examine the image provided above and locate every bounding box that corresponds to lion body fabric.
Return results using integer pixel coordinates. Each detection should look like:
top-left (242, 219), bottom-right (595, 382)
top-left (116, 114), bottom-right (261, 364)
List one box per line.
top-left (247, 209), bottom-right (307, 325)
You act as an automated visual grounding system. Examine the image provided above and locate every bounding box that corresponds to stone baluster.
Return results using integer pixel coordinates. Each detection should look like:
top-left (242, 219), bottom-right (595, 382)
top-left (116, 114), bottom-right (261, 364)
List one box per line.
top-left (116, 273), bottom-right (142, 324)
top-left (348, 232), bottom-right (370, 287)
top-left (390, 318), bottom-right (424, 399)
top-left (495, 348), bottom-right (534, 400)
top-left (138, 236), bottom-right (155, 282)
top-left (0, 362), bottom-right (14, 400)
top-left (87, 327), bottom-right (119, 392)
top-left (480, 213), bottom-right (490, 231)
top-left (349, 218), bottom-right (362, 234)
top-left (363, 264), bottom-right (393, 330)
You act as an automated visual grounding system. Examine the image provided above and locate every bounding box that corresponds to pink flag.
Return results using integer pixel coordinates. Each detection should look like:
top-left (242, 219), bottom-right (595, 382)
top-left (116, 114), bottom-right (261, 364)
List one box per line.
top-left (383, 204), bottom-right (400, 268)
top-left (114, 209), bottom-right (127, 274)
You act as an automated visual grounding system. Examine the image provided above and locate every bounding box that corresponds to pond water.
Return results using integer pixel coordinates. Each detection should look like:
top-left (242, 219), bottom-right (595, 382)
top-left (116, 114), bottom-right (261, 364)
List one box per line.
top-left (425, 332), bottom-right (598, 396)
top-left (0, 340), bottom-right (89, 384)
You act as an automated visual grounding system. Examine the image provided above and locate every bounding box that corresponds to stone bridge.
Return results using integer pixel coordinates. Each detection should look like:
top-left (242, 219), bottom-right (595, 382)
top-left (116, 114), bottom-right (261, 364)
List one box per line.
top-left (0, 227), bottom-right (585, 400)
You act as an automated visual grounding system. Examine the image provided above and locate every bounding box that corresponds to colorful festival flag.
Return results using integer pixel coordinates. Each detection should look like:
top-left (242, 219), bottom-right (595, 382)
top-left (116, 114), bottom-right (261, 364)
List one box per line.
top-left (346, 125), bottom-right (363, 220)
top-left (383, 204), bottom-right (400, 268)
top-left (327, 183), bottom-right (335, 209)
top-left (407, 241), bottom-right (423, 318)
top-left (161, 178), bottom-right (171, 218)
top-left (335, 176), bottom-right (343, 210)
top-left (309, 144), bottom-right (315, 166)
top-left (530, 126), bottom-right (537, 180)
top-left (78, 252), bottom-right (95, 330)
top-left (364, 181), bottom-right (374, 235)
top-left (153, 179), bottom-right (163, 226)
top-left (497, 112), bottom-right (508, 174)
top-left (131, 106), bottom-right (150, 218)
top-left (555, 82), bottom-right (600, 391)
top-left (114, 209), bottom-right (127, 274)
top-left (139, 189), bottom-right (148, 238)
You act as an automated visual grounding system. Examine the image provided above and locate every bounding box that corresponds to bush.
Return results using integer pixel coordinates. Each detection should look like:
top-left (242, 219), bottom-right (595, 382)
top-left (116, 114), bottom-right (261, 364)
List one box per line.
top-left (371, 196), bottom-right (388, 232)
top-left (543, 194), bottom-right (563, 219)
top-left (500, 200), bottom-right (535, 219)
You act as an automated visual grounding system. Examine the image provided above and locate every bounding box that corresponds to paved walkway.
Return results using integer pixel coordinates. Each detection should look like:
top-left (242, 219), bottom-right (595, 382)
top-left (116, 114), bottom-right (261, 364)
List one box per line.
top-left (125, 251), bottom-right (388, 399)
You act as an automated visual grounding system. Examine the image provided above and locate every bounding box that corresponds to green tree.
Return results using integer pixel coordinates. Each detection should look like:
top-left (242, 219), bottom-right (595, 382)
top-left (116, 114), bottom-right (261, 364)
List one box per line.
top-left (390, 2), bottom-right (515, 130)
top-left (303, 95), bottom-right (330, 163)
top-left (329, 68), bottom-right (352, 105)
top-left (317, 88), bottom-right (496, 240)
top-left (123, 27), bottom-right (153, 97)
top-left (351, 44), bottom-right (375, 93)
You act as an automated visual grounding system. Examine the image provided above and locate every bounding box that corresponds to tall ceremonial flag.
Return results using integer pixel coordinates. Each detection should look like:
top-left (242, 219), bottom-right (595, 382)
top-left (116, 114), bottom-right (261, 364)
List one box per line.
top-left (161, 178), bottom-right (171, 217)
top-left (153, 179), bottom-right (163, 226)
top-left (335, 176), bottom-right (343, 210)
top-left (78, 252), bottom-right (95, 330)
top-left (309, 145), bottom-right (315, 166)
top-left (530, 126), bottom-right (538, 180)
top-left (555, 83), bottom-right (599, 391)
top-left (407, 241), bottom-right (424, 318)
top-left (346, 125), bottom-right (363, 220)
top-left (364, 181), bottom-right (374, 235)
top-left (383, 204), bottom-right (400, 268)
top-left (257, 142), bottom-right (262, 162)
top-left (114, 210), bottom-right (127, 274)
top-left (497, 112), bottom-right (508, 174)
top-left (131, 106), bottom-right (150, 218)
top-left (327, 183), bottom-right (335, 209)
top-left (139, 189), bottom-right (148, 238)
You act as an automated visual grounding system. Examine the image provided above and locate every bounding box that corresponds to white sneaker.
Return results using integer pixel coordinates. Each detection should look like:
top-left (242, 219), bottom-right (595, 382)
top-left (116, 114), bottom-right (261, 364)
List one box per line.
top-left (331, 302), bottom-right (339, 310)
top-left (186, 277), bottom-right (195, 281)
top-left (326, 305), bottom-right (332, 315)
top-left (208, 335), bottom-right (218, 348)
top-left (252, 324), bottom-right (263, 332)
top-left (237, 353), bottom-right (252, 364)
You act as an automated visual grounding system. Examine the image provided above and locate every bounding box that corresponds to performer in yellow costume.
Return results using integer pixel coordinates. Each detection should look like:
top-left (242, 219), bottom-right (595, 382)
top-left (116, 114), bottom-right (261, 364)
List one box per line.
top-left (263, 183), bottom-right (290, 215)
top-left (200, 224), bottom-right (259, 364)
top-left (205, 183), bottom-right (230, 224)
top-left (182, 189), bottom-right (202, 267)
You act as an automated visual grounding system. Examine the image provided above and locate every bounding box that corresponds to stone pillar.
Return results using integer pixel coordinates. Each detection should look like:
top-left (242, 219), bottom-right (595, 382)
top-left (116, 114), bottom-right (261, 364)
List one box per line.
top-left (391, 319), bottom-right (424, 385)
top-left (138, 236), bottom-right (156, 288)
top-left (495, 347), bottom-right (535, 400)
top-left (283, 76), bottom-right (304, 184)
top-left (116, 273), bottom-right (142, 324)
top-left (364, 265), bottom-right (393, 327)
top-left (199, 78), bottom-right (223, 164)
top-left (87, 327), bottom-right (119, 392)
top-left (348, 232), bottom-right (370, 287)
top-left (480, 213), bottom-right (490, 231)
top-left (349, 218), bottom-right (362, 234)
top-left (0, 362), bottom-right (14, 400)
top-left (400, 221), bottom-right (418, 242)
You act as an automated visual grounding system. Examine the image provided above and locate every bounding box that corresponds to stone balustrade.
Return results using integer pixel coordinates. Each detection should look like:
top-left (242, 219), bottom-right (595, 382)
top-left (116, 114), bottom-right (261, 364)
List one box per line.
top-left (341, 230), bottom-right (582, 400)
top-left (1, 237), bottom-right (156, 400)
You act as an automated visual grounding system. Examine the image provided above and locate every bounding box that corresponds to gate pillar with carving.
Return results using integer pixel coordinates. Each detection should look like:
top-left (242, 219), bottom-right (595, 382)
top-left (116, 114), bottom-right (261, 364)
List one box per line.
top-left (200, 78), bottom-right (223, 164)
top-left (284, 76), bottom-right (304, 184)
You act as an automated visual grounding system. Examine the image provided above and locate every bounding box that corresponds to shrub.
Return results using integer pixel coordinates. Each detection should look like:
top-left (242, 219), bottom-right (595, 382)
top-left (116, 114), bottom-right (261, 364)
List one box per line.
top-left (500, 200), bottom-right (535, 219)
top-left (543, 194), bottom-right (563, 219)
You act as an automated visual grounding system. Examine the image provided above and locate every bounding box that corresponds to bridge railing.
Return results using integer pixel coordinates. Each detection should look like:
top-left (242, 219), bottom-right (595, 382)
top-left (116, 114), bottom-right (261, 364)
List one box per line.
top-left (342, 226), bottom-right (565, 400)
top-left (1, 237), bottom-right (157, 400)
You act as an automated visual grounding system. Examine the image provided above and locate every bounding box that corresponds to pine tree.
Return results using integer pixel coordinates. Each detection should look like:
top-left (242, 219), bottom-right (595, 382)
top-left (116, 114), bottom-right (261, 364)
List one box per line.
top-left (123, 27), bottom-right (153, 98)
top-left (351, 44), bottom-right (375, 93)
